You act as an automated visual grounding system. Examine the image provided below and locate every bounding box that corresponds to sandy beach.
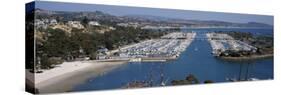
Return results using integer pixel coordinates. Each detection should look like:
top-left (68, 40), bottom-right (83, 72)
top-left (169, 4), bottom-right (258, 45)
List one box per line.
top-left (30, 60), bottom-right (127, 93)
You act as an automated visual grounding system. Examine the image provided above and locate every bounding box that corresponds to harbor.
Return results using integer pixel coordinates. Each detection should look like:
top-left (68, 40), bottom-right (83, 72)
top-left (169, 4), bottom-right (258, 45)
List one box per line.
top-left (72, 30), bottom-right (273, 91)
top-left (102, 32), bottom-right (196, 62)
top-left (26, 2), bottom-right (274, 94)
top-left (31, 29), bottom-right (273, 93)
top-left (206, 33), bottom-right (257, 56)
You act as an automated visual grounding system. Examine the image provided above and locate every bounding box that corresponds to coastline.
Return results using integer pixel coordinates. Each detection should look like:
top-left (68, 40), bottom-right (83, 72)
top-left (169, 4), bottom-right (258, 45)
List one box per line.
top-left (33, 61), bottom-right (127, 93)
top-left (220, 54), bottom-right (273, 60)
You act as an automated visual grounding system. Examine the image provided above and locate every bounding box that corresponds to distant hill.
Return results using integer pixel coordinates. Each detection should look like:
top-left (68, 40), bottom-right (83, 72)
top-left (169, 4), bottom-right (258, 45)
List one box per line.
top-left (34, 9), bottom-right (273, 28)
top-left (122, 15), bottom-right (179, 22)
top-left (123, 15), bottom-right (273, 28)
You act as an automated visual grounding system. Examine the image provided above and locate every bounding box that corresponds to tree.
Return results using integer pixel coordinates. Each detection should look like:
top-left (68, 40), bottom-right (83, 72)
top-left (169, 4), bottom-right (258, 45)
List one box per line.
top-left (204, 80), bottom-right (214, 83)
top-left (185, 74), bottom-right (199, 84)
top-left (81, 16), bottom-right (89, 26)
top-left (43, 28), bottom-right (70, 58)
top-left (40, 55), bottom-right (63, 69)
top-left (171, 74), bottom-right (201, 85)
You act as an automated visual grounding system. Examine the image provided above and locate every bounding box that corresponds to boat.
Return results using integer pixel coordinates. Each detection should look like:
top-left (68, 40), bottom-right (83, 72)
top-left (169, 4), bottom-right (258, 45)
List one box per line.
top-left (248, 78), bottom-right (260, 81)
top-left (226, 78), bottom-right (238, 82)
top-left (160, 78), bottom-right (169, 86)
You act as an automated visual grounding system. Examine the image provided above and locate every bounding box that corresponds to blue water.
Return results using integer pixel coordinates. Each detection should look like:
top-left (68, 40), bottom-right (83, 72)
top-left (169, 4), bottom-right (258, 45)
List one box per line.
top-left (72, 28), bottom-right (273, 91)
top-left (181, 28), bottom-right (273, 36)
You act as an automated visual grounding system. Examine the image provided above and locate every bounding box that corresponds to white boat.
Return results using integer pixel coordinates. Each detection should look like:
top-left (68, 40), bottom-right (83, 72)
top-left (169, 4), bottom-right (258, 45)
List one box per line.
top-left (248, 78), bottom-right (260, 81)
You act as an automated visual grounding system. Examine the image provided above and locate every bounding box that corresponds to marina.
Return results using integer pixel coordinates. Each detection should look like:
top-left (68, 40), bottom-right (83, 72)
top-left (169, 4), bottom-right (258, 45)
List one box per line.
top-left (26, 1), bottom-right (274, 94)
top-left (107, 32), bottom-right (196, 62)
top-left (206, 33), bottom-right (257, 56)
top-left (72, 29), bottom-right (273, 91)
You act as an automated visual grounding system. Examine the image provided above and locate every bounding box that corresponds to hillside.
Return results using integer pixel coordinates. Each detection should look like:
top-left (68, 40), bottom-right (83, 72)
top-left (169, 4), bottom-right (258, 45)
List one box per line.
top-left (34, 9), bottom-right (273, 28)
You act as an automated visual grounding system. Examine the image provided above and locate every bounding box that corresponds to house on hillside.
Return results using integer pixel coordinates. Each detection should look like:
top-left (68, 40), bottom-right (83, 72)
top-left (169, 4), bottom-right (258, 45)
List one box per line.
top-left (96, 52), bottom-right (107, 60)
top-left (67, 21), bottom-right (84, 29)
top-left (96, 47), bottom-right (109, 60)
top-left (35, 19), bottom-right (48, 29)
top-left (50, 19), bottom-right (58, 25)
top-left (88, 21), bottom-right (100, 26)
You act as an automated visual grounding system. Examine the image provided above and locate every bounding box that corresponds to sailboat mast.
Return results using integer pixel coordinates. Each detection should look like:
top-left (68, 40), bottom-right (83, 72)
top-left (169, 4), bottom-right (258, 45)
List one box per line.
top-left (238, 63), bottom-right (243, 81)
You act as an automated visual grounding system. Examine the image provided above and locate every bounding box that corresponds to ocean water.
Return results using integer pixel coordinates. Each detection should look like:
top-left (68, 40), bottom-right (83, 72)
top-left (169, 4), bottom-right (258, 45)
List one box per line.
top-left (72, 28), bottom-right (273, 91)
top-left (181, 28), bottom-right (273, 36)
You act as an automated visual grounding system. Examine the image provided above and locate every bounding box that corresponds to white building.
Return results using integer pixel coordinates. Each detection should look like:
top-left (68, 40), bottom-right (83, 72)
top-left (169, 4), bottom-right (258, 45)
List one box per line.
top-left (96, 53), bottom-right (107, 60)
top-left (67, 21), bottom-right (84, 29)
top-left (35, 19), bottom-right (48, 29)
top-left (35, 19), bottom-right (58, 29)
top-left (50, 19), bottom-right (58, 25)
top-left (88, 21), bottom-right (100, 26)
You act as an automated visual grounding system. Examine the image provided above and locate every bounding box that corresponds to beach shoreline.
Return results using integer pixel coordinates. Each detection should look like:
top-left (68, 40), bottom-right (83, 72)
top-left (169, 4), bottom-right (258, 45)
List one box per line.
top-left (31, 60), bottom-right (127, 93)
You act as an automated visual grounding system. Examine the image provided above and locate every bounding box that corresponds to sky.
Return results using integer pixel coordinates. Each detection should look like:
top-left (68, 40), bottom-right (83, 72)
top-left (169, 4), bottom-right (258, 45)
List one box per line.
top-left (33, 1), bottom-right (273, 25)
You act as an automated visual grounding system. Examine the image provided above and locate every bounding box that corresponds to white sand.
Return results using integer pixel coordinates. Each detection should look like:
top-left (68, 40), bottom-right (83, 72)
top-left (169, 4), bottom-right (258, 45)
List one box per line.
top-left (33, 60), bottom-right (127, 93)
top-left (34, 61), bottom-right (92, 84)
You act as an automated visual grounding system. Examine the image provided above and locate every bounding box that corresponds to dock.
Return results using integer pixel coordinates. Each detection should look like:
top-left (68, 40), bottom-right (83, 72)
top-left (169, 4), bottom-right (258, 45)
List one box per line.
top-left (101, 32), bottom-right (196, 62)
top-left (206, 33), bottom-right (257, 56)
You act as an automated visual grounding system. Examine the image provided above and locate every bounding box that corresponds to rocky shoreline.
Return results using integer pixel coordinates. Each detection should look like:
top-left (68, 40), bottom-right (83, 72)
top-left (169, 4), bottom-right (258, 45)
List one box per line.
top-left (220, 54), bottom-right (273, 60)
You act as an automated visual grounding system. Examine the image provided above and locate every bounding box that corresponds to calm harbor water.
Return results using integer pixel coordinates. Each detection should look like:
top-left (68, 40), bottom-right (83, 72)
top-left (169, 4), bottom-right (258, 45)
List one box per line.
top-left (73, 28), bottom-right (273, 91)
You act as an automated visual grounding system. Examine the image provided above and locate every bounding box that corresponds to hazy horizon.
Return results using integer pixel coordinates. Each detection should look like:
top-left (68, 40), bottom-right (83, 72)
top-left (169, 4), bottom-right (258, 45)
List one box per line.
top-left (33, 1), bottom-right (273, 25)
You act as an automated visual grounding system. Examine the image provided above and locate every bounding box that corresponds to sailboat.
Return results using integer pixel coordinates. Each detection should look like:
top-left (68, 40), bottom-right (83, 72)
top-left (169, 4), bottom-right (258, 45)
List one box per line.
top-left (160, 73), bottom-right (165, 86)
top-left (161, 81), bottom-right (166, 86)
top-left (159, 63), bottom-right (169, 86)
top-left (160, 77), bottom-right (169, 86)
